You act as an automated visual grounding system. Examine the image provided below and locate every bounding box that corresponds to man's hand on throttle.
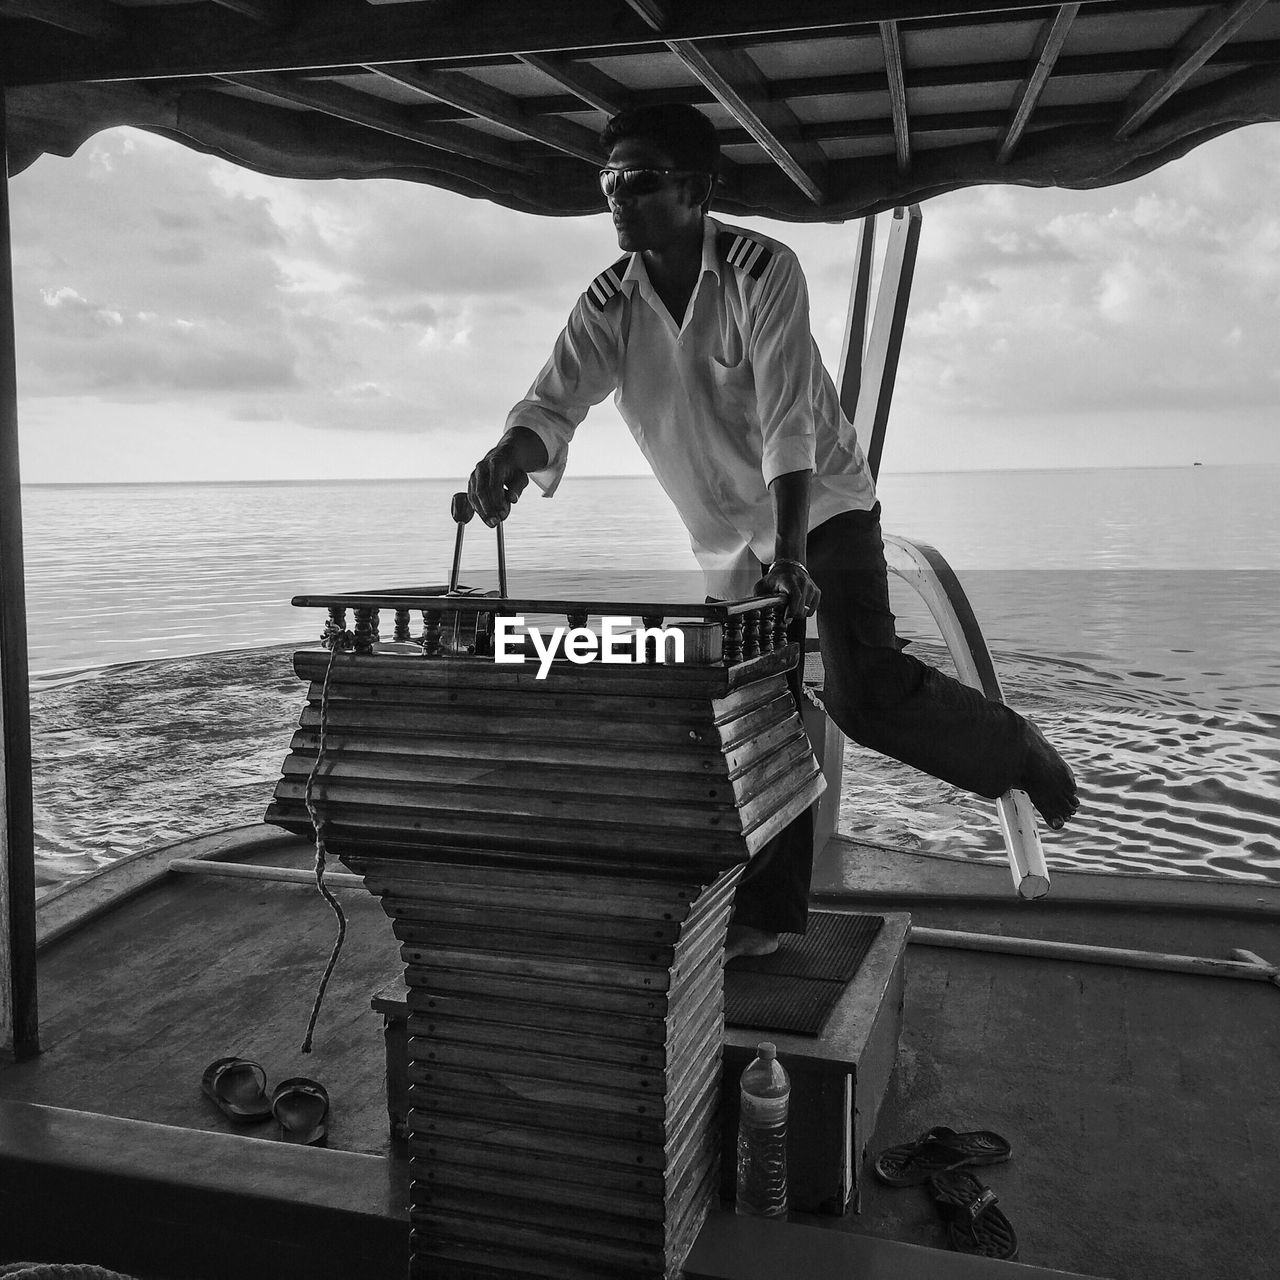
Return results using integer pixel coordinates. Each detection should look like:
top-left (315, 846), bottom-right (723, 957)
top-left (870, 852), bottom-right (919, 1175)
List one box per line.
top-left (468, 445), bottom-right (530, 527)
top-left (756, 559), bottom-right (820, 623)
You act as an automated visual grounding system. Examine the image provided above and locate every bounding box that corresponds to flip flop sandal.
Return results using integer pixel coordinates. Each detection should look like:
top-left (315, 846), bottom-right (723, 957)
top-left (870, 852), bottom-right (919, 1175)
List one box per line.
top-left (929, 1171), bottom-right (1019, 1261)
top-left (201, 1056), bottom-right (272, 1123)
top-left (271, 1077), bottom-right (330, 1146)
top-left (873, 1124), bottom-right (1012, 1186)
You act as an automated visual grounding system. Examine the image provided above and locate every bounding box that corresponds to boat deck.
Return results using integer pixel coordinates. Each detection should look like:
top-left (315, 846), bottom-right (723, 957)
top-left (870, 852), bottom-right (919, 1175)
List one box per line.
top-left (2, 827), bottom-right (1278, 1279)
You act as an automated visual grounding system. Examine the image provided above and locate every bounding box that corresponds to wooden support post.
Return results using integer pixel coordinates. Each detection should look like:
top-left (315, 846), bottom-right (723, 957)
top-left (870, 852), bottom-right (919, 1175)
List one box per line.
top-left (0, 90), bottom-right (39, 1061)
top-left (836, 213), bottom-right (876, 424)
top-left (849, 204), bottom-right (922, 483)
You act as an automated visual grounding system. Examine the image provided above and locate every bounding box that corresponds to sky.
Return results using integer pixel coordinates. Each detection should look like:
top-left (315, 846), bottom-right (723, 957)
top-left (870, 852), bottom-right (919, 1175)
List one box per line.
top-left (8, 120), bottom-right (1280, 484)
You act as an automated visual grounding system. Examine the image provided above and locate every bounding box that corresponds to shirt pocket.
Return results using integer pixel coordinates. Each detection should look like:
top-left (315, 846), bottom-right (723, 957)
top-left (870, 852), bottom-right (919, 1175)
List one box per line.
top-left (707, 348), bottom-right (755, 418)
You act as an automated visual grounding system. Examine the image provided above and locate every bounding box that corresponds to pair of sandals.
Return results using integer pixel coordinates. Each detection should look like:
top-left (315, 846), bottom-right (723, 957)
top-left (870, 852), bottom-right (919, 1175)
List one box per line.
top-left (873, 1125), bottom-right (1017, 1260)
top-left (201, 1056), bottom-right (329, 1146)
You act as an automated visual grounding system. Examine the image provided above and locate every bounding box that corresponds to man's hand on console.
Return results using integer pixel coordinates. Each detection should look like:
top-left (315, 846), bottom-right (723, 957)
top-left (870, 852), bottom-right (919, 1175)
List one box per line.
top-left (468, 427), bottom-right (550, 527)
top-left (756, 558), bottom-right (820, 623)
top-left (468, 443), bottom-right (530, 527)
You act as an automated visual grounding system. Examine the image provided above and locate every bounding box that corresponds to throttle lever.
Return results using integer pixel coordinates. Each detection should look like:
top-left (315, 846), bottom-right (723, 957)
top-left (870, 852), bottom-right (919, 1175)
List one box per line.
top-left (449, 491), bottom-right (508, 599)
top-left (448, 491), bottom-right (474, 593)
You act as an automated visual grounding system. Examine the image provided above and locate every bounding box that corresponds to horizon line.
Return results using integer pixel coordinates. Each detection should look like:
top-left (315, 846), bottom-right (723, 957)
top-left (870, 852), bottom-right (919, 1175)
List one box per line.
top-left (20, 461), bottom-right (1257, 488)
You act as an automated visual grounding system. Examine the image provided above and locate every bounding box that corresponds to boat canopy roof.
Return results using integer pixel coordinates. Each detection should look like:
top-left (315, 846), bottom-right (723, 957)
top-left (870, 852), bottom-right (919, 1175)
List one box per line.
top-left (4, 1), bottom-right (1280, 221)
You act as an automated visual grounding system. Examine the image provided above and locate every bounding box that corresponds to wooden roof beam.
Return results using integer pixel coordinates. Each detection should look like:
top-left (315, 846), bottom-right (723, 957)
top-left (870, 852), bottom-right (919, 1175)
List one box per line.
top-left (364, 63), bottom-right (605, 164)
top-left (0, 1), bottom-right (1208, 89)
top-left (623, 0), bottom-right (825, 203)
top-left (666, 39), bottom-right (827, 204)
top-left (216, 71), bottom-right (525, 171)
top-left (997, 3), bottom-right (1080, 163)
top-left (879, 21), bottom-right (911, 174)
top-left (209, 0), bottom-right (293, 26)
top-left (1114, 0), bottom-right (1273, 138)
top-left (516, 53), bottom-right (629, 117)
top-left (0, 0), bottom-right (123, 41)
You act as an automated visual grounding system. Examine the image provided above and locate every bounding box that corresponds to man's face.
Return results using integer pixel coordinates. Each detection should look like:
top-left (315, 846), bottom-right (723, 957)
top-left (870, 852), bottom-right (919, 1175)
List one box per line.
top-left (604, 138), bottom-right (705, 254)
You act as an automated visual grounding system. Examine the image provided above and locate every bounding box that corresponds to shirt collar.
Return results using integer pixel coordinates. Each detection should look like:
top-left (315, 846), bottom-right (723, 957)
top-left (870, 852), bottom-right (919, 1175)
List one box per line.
top-left (619, 216), bottom-right (723, 292)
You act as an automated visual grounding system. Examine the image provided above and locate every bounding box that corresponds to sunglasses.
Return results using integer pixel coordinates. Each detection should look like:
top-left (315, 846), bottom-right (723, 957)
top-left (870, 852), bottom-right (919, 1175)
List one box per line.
top-left (598, 167), bottom-right (702, 198)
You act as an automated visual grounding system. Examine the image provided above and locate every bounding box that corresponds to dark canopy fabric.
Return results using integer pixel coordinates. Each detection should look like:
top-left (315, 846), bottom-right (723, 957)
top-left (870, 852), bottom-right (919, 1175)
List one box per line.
top-left (8, 62), bottom-right (1280, 222)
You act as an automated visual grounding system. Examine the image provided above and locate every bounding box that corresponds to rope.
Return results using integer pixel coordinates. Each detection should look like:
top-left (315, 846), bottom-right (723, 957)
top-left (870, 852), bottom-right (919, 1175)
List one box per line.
top-left (299, 639), bottom-right (349, 1054)
top-left (0, 1267), bottom-right (143, 1279)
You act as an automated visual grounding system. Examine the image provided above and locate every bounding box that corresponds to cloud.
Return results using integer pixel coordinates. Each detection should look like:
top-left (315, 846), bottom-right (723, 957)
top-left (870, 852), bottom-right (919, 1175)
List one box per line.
top-left (870, 124), bottom-right (1280, 423)
top-left (9, 120), bottom-right (1280, 480)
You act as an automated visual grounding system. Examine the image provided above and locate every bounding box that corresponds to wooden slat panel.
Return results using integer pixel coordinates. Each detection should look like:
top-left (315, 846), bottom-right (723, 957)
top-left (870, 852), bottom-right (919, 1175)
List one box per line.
top-left (400, 942), bottom-right (682, 992)
top-left (406, 1064), bottom-right (723, 1193)
top-left (406, 989), bottom-right (670, 1041)
top-left (412, 1153), bottom-right (668, 1218)
top-left (357, 853), bottom-right (712, 897)
top-left (409, 1139), bottom-right (667, 1198)
top-left (295, 656), bottom-right (785, 722)
top-left (730, 732), bottom-right (819, 804)
top-left (366, 63), bottom-right (605, 163)
top-left (272, 791), bottom-right (798, 859)
top-left (517, 51), bottom-right (629, 115)
top-left (408, 980), bottom-right (723, 1065)
top-left (285, 725), bottom-right (740, 777)
top-left (396, 884), bottom-right (732, 964)
top-left (407, 1016), bottom-right (723, 1129)
top-left (1114, 0), bottom-right (1273, 138)
top-left (359, 865), bottom-right (709, 912)
top-left (292, 701), bottom-right (715, 748)
top-left (283, 743), bottom-right (743, 805)
top-left (4, 0), bottom-right (1124, 88)
top-left (217, 69), bottom-right (525, 170)
top-left (394, 918), bottom-right (686, 969)
top-left (291, 643), bottom-right (797, 696)
top-left (666, 39), bottom-right (826, 203)
top-left (879, 20), bottom-right (911, 173)
top-left (391, 900), bottom-right (690, 945)
top-left (408, 1011), bottom-right (672, 1068)
top-left (742, 768), bottom-right (826, 855)
top-left (736, 761), bottom-right (824, 832)
top-left (411, 1181), bottom-right (674, 1243)
top-left (274, 775), bottom-right (749, 832)
top-left (997, 4), bottom-right (1080, 163)
top-left (409, 1036), bottom-right (679, 1096)
top-left (408, 1081), bottom-right (674, 1149)
top-left (273, 818), bottom-right (742, 877)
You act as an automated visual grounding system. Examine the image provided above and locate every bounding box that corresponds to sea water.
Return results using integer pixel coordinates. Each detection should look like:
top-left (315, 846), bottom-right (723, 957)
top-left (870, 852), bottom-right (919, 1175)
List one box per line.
top-left (19, 465), bottom-right (1280, 890)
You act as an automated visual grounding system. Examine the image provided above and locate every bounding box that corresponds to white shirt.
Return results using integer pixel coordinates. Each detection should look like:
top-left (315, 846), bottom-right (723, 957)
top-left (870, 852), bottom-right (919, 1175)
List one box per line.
top-left (507, 216), bottom-right (877, 597)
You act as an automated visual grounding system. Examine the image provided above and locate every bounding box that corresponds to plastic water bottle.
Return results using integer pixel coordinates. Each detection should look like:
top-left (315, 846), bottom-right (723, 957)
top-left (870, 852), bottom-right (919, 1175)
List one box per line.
top-left (735, 1041), bottom-right (790, 1217)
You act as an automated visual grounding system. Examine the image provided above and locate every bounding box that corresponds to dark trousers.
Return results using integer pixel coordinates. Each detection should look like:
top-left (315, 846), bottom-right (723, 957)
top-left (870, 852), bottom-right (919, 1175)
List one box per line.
top-left (731, 505), bottom-right (1029, 934)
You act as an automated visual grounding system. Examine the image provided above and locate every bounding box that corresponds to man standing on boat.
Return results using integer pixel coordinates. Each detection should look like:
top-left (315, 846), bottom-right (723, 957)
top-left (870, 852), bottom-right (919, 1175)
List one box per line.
top-left (468, 104), bottom-right (1077, 957)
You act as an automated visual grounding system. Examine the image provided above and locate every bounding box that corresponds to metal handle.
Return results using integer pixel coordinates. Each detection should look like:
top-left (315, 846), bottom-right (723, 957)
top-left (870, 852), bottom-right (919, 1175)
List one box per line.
top-left (449, 491), bottom-right (508, 597)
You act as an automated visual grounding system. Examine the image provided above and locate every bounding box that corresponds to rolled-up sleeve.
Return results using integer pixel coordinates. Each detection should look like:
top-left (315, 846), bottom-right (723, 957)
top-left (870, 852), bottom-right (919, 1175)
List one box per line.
top-left (505, 298), bottom-right (619, 497)
top-left (748, 253), bottom-right (820, 486)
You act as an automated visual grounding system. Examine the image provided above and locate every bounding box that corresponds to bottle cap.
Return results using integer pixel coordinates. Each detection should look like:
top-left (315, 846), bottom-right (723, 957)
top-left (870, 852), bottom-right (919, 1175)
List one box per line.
top-left (757, 1042), bottom-right (776, 1060)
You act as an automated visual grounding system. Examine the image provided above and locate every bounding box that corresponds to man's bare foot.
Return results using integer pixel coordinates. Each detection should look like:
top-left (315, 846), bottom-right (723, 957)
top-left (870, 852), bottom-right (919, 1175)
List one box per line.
top-left (725, 925), bottom-right (780, 962)
top-left (1019, 720), bottom-right (1079, 830)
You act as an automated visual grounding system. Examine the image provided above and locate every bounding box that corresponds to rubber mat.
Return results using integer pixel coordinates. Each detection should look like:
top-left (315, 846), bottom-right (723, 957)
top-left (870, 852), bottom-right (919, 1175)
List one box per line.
top-left (724, 912), bottom-right (884, 1036)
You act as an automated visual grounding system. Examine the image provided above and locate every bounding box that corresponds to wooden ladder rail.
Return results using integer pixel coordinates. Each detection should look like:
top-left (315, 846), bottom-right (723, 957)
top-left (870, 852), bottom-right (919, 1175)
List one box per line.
top-left (829, 203), bottom-right (1049, 899)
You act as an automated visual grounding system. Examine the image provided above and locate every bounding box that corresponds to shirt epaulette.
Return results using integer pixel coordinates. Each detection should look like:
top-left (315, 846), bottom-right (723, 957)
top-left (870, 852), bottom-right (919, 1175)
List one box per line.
top-left (717, 230), bottom-right (774, 281)
top-left (585, 255), bottom-right (631, 309)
